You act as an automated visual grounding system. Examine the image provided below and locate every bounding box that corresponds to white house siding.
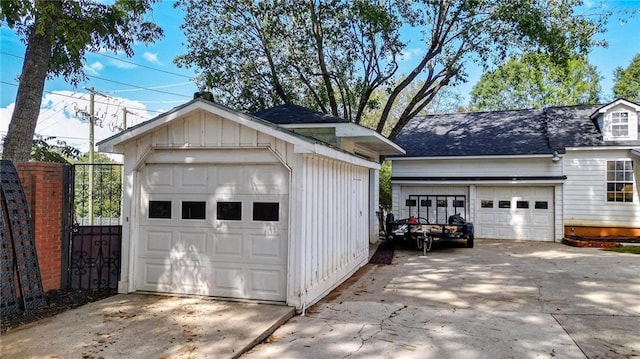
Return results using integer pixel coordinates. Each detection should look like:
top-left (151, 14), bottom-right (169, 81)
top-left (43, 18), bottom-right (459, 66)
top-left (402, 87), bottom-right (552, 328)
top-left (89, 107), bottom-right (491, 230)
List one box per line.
top-left (296, 154), bottom-right (370, 309)
top-left (392, 157), bottom-right (563, 178)
top-left (563, 149), bottom-right (640, 228)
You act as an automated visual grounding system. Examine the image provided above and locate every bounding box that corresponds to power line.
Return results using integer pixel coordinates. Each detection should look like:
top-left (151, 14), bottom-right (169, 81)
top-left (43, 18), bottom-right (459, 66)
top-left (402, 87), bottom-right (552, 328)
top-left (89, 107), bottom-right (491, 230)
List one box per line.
top-left (94, 52), bottom-right (193, 79)
top-left (108, 81), bottom-right (193, 93)
top-left (90, 75), bottom-right (192, 98)
top-left (1, 81), bottom-right (166, 114)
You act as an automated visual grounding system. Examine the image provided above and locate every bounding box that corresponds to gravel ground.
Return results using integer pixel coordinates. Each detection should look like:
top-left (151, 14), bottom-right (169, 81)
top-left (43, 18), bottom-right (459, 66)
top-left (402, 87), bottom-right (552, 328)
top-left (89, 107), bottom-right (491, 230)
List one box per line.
top-left (1, 288), bottom-right (116, 333)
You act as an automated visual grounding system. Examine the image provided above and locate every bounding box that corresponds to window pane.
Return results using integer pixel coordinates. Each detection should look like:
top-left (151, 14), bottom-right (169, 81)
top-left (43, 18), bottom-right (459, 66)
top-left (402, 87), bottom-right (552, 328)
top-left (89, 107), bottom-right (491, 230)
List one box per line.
top-left (606, 160), bottom-right (635, 203)
top-left (253, 202), bottom-right (279, 221)
top-left (149, 201), bottom-right (171, 219)
top-left (481, 200), bottom-right (493, 208)
top-left (498, 200), bottom-right (511, 208)
top-left (453, 200), bottom-right (465, 208)
top-left (535, 201), bottom-right (548, 209)
top-left (420, 199), bottom-right (431, 207)
top-left (182, 201), bottom-right (206, 220)
top-left (516, 201), bottom-right (529, 209)
top-left (437, 199), bottom-right (447, 207)
top-left (406, 199), bottom-right (417, 207)
top-left (217, 202), bottom-right (241, 220)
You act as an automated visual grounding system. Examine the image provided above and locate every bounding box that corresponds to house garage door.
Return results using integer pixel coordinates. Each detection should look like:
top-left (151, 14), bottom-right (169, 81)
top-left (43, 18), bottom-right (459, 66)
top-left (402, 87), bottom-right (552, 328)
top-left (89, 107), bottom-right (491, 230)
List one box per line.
top-left (136, 163), bottom-right (288, 302)
top-left (476, 186), bottom-right (554, 241)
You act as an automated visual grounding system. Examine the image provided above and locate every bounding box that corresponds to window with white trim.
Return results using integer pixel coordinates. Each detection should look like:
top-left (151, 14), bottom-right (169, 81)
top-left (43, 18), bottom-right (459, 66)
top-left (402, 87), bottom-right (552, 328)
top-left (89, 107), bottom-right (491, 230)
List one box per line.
top-left (606, 160), bottom-right (634, 203)
top-left (611, 112), bottom-right (629, 137)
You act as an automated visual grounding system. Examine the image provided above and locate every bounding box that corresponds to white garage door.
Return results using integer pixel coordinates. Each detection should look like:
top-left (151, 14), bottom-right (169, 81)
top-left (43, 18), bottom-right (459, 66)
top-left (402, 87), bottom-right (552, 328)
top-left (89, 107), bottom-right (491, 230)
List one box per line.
top-left (136, 163), bottom-right (288, 302)
top-left (476, 187), bottom-right (554, 241)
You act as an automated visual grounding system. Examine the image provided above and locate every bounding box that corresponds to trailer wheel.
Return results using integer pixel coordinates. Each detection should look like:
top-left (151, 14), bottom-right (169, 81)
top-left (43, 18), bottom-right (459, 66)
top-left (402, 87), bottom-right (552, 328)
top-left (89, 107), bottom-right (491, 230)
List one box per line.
top-left (467, 235), bottom-right (474, 248)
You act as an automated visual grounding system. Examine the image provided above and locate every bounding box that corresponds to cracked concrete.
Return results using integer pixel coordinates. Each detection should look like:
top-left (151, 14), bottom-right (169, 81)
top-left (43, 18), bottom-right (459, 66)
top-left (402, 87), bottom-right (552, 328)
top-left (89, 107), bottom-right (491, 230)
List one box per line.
top-left (243, 240), bottom-right (640, 358)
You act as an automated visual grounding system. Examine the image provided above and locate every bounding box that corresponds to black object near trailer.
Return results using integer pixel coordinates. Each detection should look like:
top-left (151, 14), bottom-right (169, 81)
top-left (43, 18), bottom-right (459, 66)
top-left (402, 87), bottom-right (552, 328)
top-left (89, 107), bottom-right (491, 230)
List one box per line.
top-left (385, 195), bottom-right (474, 254)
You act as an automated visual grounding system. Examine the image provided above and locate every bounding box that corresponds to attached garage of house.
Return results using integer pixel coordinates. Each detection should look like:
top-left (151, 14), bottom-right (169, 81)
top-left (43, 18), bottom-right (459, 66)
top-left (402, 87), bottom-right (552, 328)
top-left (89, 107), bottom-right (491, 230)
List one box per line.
top-left (391, 180), bottom-right (561, 242)
top-left (98, 98), bottom-right (403, 310)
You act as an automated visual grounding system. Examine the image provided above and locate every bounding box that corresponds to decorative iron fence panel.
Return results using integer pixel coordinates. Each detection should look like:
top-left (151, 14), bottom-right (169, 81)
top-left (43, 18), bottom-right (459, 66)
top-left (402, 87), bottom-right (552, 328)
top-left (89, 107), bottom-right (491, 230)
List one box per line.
top-left (64, 163), bottom-right (123, 290)
top-left (69, 225), bottom-right (121, 289)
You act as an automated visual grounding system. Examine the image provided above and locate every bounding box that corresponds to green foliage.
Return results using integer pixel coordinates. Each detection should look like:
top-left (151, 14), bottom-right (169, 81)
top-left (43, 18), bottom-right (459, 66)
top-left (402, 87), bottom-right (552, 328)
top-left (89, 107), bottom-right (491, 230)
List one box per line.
top-left (31, 135), bottom-right (81, 163)
top-left (468, 52), bottom-right (601, 111)
top-left (74, 154), bottom-right (122, 223)
top-left (0, 0), bottom-right (164, 86)
top-left (604, 246), bottom-right (640, 255)
top-left (613, 54), bottom-right (640, 103)
top-left (379, 161), bottom-right (392, 210)
top-left (175, 0), bottom-right (608, 139)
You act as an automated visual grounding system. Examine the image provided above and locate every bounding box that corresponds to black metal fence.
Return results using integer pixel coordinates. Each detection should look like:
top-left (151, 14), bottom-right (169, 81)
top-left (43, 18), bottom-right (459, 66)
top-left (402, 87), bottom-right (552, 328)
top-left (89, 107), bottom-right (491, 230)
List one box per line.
top-left (64, 163), bottom-right (123, 289)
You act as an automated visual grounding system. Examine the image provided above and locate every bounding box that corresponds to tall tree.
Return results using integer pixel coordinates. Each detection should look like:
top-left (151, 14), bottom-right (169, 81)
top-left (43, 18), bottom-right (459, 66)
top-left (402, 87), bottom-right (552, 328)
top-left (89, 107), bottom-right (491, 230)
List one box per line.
top-left (613, 53), bottom-right (640, 102)
top-left (1, 0), bottom-right (163, 162)
top-left (468, 52), bottom-right (601, 111)
top-left (175, 0), bottom-right (607, 139)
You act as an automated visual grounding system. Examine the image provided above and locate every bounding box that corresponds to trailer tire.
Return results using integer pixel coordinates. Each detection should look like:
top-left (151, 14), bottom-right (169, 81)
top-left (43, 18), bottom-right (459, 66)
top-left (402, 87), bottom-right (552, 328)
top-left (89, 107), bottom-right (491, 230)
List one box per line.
top-left (467, 235), bottom-right (474, 248)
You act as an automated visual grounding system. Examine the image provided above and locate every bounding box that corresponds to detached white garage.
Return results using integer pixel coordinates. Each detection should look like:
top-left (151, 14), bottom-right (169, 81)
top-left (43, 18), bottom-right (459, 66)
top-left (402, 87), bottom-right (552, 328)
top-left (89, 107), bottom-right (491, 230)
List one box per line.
top-left (98, 98), bottom-right (403, 310)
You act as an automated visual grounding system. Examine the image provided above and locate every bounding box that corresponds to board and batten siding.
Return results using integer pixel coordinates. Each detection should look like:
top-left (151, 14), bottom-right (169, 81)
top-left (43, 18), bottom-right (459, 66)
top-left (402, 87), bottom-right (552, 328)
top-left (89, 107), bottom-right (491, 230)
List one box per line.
top-left (563, 149), bottom-right (640, 227)
top-left (296, 154), bottom-right (369, 309)
top-left (117, 110), bottom-right (295, 293)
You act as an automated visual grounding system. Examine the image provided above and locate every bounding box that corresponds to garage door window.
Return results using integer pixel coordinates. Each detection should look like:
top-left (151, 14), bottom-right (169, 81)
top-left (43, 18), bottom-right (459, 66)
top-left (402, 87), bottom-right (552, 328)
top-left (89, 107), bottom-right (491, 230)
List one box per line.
top-left (498, 200), bottom-right (511, 208)
top-left (516, 201), bottom-right (529, 209)
top-left (149, 201), bottom-right (171, 219)
top-left (535, 201), bottom-right (548, 209)
top-left (253, 202), bottom-right (279, 221)
top-left (406, 199), bottom-right (417, 207)
top-left (182, 201), bottom-right (206, 220)
top-left (481, 200), bottom-right (493, 208)
top-left (217, 202), bottom-right (242, 220)
top-left (606, 160), bottom-right (634, 202)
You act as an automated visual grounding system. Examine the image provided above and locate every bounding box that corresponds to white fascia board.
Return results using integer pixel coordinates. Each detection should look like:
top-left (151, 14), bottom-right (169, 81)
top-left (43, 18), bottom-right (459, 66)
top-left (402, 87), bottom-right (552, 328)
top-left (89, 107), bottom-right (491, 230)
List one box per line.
top-left (388, 154), bottom-right (555, 161)
top-left (281, 122), bottom-right (404, 155)
top-left (295, 143), bottom-right (381, 169)
top-left (565, 146), bottom-right (640, 152)
top-left (590, 99), bottom-right (640, 118)
top-left (391, 179), bottom-right (566, 185)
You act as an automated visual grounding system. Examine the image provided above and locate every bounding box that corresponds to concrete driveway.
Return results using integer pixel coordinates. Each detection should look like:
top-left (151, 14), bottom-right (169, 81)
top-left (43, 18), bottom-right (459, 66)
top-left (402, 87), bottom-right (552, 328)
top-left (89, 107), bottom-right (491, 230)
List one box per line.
top-left (243, 240), bottom-right (640, 359)
top-left (1, 294), bottom-right (294, 359)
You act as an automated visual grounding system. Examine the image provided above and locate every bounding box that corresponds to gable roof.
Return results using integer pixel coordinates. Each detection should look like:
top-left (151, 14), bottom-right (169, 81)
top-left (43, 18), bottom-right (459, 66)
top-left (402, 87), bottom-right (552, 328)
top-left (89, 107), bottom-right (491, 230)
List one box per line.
top-left (391, 100), bottom-right (640, 158)
top-left (253, 103), bottom-right (349, 124)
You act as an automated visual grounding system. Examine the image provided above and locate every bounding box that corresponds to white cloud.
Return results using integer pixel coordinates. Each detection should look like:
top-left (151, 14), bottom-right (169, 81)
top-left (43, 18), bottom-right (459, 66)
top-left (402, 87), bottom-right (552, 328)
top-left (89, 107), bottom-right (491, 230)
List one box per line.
top-left (1, 91), bottom-right (153, 156)
top-left (108, 59), bottom-right (137, 69)
top-left (399, 48), bottom-right (424, 62)
top-left (83, 61), bottom-right (105, 75)
top-left (143, 52), bottom-right (161, 65)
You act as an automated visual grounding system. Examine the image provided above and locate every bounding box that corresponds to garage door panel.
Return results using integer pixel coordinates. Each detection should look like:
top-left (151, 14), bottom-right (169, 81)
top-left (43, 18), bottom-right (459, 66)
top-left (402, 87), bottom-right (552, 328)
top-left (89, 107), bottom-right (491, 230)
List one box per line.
top-left (138, 163), bottom-right (288, 302)
top-left (476, 186), bottom-right (553, 241)
top-left (213, 234), bottom-right (243, 257)
top-left (137, 260), bottom-right (212, 296)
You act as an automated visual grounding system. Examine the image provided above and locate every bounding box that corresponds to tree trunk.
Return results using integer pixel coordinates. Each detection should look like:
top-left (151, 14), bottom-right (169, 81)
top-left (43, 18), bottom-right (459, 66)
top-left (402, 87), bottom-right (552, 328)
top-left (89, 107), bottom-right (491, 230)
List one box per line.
top-left (2, 2), bottom-right (60, 162)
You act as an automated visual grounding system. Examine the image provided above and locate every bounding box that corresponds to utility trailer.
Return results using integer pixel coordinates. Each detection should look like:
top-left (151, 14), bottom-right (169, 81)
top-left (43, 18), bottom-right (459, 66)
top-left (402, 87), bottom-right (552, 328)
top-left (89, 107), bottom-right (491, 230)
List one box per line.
top-left (385, 195), bottom-right (474, 254)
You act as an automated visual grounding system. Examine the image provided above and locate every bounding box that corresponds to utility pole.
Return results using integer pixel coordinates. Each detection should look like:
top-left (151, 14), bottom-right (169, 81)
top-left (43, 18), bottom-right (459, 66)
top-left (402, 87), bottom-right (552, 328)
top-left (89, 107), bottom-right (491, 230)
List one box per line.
top-left (122, 107), bottom-right (134, 130)
top-left (85, 87), bottom-right (106, 225)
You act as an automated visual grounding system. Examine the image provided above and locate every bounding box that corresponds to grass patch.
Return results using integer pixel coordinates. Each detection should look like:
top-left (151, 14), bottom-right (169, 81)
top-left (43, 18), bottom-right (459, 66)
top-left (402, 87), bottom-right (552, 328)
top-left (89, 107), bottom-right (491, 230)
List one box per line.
top-left (604, 246), bottom-right (640, 254)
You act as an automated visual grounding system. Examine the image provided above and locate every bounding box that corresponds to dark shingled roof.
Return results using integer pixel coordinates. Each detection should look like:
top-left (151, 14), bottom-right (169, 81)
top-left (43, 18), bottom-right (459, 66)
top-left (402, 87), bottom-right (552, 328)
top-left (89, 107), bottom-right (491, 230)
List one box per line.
top-left (393, 103), bottom-right (639, 158)
top-left (253, 103), bottom-right (349, 124)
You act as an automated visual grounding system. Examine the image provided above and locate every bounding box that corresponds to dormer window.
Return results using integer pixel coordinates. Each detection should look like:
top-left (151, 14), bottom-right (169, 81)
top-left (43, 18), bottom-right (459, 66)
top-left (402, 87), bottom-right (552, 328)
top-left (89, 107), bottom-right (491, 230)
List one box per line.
top-left (611, 112), bottom-right (629, 137)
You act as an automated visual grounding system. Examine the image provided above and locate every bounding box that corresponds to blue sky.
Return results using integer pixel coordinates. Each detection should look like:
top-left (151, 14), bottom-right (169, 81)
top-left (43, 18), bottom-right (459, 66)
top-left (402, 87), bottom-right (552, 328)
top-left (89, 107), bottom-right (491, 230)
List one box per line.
top-left (1, 1), bottom-right (639, 152)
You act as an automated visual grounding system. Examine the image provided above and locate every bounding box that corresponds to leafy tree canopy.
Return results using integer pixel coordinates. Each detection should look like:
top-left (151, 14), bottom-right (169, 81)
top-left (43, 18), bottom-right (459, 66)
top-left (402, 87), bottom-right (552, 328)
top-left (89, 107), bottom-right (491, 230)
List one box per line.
top-left (613, 53), bottom-right (640, 103)
top-left (30, 135), bottom-right (81, 164)
top-left (175, 0), bottom-right (608, 139)
top-left (1, 0), bottom-right (163, 162)
top-left (468, 52), bottom-right (601, 111)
